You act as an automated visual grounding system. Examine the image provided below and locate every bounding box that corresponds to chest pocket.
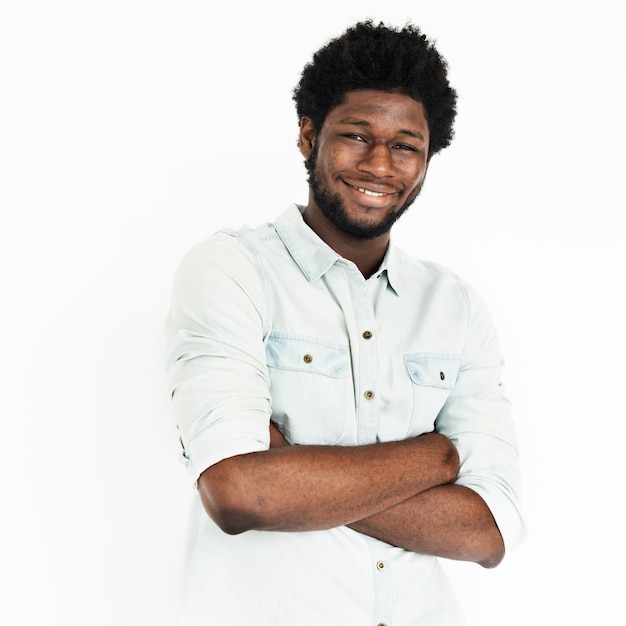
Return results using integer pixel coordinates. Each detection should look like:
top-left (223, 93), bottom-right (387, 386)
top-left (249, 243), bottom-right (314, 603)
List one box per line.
top-left (265, 333), bottom-right (349, 445)
top-left (403, 353), bottom-right (461, 436)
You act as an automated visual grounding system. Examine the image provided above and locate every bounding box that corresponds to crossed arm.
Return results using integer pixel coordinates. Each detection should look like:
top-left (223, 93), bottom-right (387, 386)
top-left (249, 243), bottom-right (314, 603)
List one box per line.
top-left (198, 424), bottom-right (504, 568)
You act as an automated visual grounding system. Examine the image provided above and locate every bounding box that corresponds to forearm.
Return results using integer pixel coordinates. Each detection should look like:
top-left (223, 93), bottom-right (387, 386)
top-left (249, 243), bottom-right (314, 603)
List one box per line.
top-left (348, 483), bottom-right (505, 568)
top-left (198, 433), bottom-right (458, 535)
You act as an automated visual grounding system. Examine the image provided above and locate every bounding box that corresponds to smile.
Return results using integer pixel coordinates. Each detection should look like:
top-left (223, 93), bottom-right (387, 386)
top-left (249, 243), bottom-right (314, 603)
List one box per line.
top-left (348, 183), bottom-right (397, 197)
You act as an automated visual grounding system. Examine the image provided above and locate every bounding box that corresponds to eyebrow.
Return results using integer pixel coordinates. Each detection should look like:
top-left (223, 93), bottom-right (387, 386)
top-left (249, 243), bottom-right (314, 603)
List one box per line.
top-left (337, 117), bottom-right (426, 142)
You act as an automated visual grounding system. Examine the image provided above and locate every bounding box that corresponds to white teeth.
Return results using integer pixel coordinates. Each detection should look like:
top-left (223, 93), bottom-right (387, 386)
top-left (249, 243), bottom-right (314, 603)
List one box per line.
top-left (356, 186), bottom-right (388, 197)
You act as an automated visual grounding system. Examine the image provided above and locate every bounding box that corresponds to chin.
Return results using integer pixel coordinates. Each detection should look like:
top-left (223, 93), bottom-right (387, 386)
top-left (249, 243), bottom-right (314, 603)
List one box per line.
top-left (325, 204), bottom-right (409, 240)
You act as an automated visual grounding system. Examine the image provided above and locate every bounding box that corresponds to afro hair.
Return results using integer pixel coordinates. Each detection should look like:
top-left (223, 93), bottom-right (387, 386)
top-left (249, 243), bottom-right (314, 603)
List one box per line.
top-left (293, 20), bottom-right (457, 156)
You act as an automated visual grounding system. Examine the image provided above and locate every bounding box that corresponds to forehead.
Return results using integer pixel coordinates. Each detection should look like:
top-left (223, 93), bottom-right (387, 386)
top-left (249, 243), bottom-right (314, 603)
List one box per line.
top-left (322, 89), bottom-right (429, 138)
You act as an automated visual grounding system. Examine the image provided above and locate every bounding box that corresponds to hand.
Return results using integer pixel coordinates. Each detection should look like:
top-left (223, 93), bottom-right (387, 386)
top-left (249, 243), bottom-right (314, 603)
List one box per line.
top-left (269, 422), bottom-right (289, 448)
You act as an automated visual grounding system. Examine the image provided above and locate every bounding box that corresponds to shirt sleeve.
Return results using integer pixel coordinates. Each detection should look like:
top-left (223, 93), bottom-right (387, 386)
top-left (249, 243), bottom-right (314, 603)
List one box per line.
top-left (164, 232), bottom-right (272, 483)
top-left (435, 280), bottom-right (526, 553)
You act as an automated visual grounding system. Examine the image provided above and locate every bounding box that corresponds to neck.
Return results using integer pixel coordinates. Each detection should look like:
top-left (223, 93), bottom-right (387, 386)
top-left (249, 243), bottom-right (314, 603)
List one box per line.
top-left (302, 206), bottom-right (389, 279)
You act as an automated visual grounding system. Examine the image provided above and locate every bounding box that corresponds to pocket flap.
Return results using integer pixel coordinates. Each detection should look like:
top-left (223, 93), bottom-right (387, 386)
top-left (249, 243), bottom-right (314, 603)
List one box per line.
top-left (404, 353), bottom-right (461, 389)
top-left (266, 333), bottom-right (349, 378)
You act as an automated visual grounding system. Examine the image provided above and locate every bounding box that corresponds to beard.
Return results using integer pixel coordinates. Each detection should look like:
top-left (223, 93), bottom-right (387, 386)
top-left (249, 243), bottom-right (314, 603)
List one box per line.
top-left (304, 145), bottom-right (423, 240)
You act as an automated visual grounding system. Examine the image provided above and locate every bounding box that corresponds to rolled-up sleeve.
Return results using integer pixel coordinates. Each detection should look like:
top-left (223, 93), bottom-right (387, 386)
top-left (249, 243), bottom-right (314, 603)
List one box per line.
top-left (165, 233), bottom-right (272, 483)
top-left (435, 282), bottom-right (526, 552)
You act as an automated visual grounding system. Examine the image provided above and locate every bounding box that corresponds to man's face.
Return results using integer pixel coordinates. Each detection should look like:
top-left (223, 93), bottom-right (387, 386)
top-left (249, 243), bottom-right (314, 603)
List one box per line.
top-left (301, 90), bottom-right (430, 240)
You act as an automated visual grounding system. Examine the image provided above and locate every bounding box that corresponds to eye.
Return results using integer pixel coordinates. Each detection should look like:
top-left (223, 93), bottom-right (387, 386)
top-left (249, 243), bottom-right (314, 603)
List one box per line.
top-left (343, 133), bottom-right (367, 142)
top-left (393, 143), bottom-right (419, 152)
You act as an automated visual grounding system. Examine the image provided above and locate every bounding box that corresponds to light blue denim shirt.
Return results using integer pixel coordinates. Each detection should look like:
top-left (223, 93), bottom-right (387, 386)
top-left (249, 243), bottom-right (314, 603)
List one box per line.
top-left (166, 204), bottom-right (525, 626)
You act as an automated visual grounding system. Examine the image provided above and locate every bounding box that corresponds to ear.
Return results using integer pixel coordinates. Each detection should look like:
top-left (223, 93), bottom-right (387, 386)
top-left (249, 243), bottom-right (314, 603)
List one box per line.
top-left (298, 117), bottom-right (316, 159)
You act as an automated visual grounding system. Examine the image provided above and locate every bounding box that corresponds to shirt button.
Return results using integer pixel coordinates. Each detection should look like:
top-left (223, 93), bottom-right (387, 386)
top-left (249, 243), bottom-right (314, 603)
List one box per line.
top-left (303, 354), bottom-right (313, 364)
top-left (440, 371), bottom-right (445, 380)
top-left (364, 390), bottom-right (375, 400)
top-left (362, 330), bottom-right (373, 340)
top-left (376, 560), bottom-right (385, 571)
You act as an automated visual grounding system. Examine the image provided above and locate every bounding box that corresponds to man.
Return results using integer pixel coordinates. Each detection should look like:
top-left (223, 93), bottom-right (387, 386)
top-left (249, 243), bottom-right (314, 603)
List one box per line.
top-left (166, 21), bottom-right (524, 626)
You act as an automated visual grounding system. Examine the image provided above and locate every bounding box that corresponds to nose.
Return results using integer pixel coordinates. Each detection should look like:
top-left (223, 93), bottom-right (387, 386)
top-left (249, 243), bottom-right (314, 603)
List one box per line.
top-left (357, 143), bottom-right (394, 177)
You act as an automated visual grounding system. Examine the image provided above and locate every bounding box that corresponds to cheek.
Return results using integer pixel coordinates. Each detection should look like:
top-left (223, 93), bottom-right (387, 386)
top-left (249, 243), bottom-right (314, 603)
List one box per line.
top-left (317, 151), bottom-right (343, 181)
top-left (408, 162), bottom-right (428, 187)
top-left (399, 168), bottom-right (427, 201)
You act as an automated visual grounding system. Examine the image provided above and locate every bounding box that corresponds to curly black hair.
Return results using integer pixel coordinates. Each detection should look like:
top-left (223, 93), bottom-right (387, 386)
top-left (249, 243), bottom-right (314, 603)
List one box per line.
top-left (293, 20), bottom-right (457, 157)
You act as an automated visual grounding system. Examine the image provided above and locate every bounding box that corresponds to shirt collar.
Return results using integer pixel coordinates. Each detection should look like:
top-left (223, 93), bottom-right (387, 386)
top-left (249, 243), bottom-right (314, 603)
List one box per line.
top-left (273, 205), bottom-right (340, 282)
top-left (274, 204), bottom-right (401, 295)
top-left (371, 246), bottom-right (401, 296)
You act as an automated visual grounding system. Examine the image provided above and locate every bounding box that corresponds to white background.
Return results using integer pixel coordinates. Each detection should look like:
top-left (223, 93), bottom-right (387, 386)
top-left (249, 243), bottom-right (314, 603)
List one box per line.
top-left (1, 1), bottom-right (624, 624)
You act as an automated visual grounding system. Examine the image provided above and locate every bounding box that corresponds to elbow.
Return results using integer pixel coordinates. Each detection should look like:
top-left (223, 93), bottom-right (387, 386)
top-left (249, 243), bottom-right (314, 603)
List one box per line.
top-left (478, 547), bottom-right (504, 569)
top-left (207, 507), bottom-right (257, 536)
top-left (477, 530), bottom-right (505, 569)
top-left (197, 460), bottom-right (261, 535)
top-left (201, 493), bottom-right (256, 535)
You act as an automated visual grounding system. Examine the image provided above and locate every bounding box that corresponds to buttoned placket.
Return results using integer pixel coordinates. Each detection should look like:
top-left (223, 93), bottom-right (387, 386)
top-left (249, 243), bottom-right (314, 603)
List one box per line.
top-left (343, 264), bottom-right (380, 445)
top-left (303, 259), bottom-right (393, 623)
top-left (370, 552), bottom-right (393, 626)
